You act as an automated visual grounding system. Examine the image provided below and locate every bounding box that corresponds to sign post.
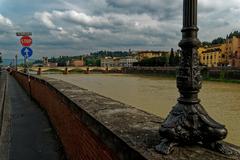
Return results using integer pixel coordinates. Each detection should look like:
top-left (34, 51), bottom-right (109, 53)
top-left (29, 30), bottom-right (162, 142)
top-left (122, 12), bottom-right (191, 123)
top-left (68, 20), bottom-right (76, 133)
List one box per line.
top-left (16, 32), bottom-right (33, 74)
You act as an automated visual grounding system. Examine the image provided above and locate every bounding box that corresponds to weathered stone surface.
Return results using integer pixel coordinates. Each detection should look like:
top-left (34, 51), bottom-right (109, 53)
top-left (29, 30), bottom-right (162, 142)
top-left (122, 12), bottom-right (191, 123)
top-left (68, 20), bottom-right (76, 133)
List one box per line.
top-left (39, 76), bottom-right (240, 160)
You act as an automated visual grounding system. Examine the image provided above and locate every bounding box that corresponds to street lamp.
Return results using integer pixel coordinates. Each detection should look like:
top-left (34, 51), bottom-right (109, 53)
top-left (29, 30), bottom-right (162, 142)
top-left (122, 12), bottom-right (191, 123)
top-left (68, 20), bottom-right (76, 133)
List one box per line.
top-left (156, 0), bottom-right (232, 155)
top-left (15, 54), bottom-right (18, 71)
top-left (0, 52), bottom-right (2, 73)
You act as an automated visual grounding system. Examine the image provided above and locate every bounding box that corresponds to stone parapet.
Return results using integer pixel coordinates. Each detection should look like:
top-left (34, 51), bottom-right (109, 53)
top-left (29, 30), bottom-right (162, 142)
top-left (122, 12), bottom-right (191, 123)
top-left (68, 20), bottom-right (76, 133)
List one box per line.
top-left (11, 71), bottom-right (240, 160)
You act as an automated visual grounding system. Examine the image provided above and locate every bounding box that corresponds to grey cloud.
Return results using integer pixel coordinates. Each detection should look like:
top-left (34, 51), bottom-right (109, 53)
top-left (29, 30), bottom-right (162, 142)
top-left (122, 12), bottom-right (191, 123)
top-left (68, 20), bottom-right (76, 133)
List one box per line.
top-left (33, 9), bottom-right (180, 53)
top-left (35, 12), bottom-right (56, 29)
top-left (1, 0), bottom-right (240, 58)
top-left (0, 14), bottom-right (13, 27)
top-left (105, 0), bottom-right (182, 21)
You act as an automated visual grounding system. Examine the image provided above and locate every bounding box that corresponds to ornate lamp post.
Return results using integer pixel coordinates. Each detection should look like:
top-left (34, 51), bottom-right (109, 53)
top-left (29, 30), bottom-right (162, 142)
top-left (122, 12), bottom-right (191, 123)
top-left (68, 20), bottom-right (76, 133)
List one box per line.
top-left (156, 0), bottom-right (232, 155)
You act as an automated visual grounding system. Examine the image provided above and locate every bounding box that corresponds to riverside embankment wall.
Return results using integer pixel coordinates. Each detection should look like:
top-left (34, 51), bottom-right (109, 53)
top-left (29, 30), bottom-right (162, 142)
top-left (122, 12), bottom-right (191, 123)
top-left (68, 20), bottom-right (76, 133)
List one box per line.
top-left (11, 71), bottom-right (240, 160)
top-left (123, 67), bottom-right (240, 80)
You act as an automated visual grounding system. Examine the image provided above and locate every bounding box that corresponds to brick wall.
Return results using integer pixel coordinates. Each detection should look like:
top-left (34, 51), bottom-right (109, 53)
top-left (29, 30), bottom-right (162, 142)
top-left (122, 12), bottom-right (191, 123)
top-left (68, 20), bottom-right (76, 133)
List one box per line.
top-left (13, 72), bottom-right (117, 160)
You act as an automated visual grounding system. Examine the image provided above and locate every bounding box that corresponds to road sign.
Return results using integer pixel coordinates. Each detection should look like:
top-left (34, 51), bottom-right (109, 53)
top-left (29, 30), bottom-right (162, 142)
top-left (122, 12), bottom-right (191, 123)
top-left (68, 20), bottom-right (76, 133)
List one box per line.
top-left (21, 47), bottom-right (33, 58)
top-left (20, 36), bottom-right (32, 47)
top-left (16, 32), bottom-right (32, 36)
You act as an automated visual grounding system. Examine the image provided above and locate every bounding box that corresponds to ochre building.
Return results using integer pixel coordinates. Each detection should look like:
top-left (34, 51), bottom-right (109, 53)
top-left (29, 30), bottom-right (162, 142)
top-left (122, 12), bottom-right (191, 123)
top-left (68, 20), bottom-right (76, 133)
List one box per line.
top-left (198, 36), bottom-right (240, 68)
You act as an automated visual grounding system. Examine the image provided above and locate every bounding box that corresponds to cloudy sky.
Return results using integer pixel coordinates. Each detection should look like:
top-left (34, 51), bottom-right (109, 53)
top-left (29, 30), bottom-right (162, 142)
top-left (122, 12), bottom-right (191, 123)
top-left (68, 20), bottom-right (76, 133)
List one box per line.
top-left (0, 0), bottom-right (240, 59)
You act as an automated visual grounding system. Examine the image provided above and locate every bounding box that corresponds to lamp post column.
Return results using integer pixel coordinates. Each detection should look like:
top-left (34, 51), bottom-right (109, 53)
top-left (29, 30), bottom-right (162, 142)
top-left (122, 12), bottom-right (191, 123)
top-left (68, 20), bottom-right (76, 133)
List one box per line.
top-left (156, 0), bottom-right (232, 155)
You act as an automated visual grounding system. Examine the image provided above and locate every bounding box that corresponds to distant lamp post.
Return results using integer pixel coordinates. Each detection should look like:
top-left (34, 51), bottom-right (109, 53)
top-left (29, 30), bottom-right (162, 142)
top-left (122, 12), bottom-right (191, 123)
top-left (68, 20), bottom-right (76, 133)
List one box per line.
top-left (15, 54), bottom-right (18, 71)
top-left (156, 0), bottom-right (232, 155)
top-left (0, 52), bottom-right (2, 73)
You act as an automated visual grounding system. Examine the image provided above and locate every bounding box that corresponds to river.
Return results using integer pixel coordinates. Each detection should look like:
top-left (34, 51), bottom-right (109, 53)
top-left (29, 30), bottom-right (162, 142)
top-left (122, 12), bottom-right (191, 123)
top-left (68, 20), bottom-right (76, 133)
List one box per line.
top-left (44, 73), bottom-right (240, 146)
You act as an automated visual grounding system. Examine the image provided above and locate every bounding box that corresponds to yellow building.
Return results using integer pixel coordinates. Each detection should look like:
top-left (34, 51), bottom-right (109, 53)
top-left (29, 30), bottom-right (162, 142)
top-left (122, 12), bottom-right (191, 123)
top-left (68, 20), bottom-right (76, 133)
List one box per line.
top-left (229, 53), bottom-right (240, 68)
top-left (198, 36), bottom-right (240, 67)
top-left (226, 36), bottom-right (240, 67)
top-left (198, 44), bottom-right (227, 67)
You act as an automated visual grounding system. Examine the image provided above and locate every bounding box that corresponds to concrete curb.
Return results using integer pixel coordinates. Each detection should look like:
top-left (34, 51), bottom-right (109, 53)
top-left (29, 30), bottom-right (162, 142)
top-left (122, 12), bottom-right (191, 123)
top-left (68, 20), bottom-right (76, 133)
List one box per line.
top-left (0, 72), bottom-right (11, 160)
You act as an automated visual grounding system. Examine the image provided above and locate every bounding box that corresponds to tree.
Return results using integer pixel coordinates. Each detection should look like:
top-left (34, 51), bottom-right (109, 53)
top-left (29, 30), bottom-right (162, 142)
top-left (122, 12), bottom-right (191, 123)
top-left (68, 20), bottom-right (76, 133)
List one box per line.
top-left (33, 59), bottom-right (43, 64)
top-left (212, 37), bottom-right (225, 45)
top-left (169, 48), bottom-right (175, 66)
top-left (85, 58), bottom-right (93, 66)
top-left (174, 53), bottom-right (180, 66)
top-left (228, 31), bottom-right (240, 38)
top-left (90, 50), bottom-right (130, 58)
top-left (134, 56), bottom-right (168, 67)
top-left (201, 41), bottom-right (211, 47)
top-left (96, 59), bottom-right (101, 67)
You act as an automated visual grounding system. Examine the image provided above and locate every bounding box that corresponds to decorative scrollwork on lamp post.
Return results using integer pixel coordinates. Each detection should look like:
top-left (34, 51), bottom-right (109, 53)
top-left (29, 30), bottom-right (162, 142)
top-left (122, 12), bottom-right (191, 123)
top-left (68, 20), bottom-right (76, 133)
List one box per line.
top-left (155, 0), bottom-right (233, 155)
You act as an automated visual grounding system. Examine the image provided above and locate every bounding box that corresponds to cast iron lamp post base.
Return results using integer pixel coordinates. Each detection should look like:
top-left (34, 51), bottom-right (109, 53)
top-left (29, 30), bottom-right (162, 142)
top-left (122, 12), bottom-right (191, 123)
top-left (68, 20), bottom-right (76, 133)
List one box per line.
top-left (155, 102), bottom-right (233, 155)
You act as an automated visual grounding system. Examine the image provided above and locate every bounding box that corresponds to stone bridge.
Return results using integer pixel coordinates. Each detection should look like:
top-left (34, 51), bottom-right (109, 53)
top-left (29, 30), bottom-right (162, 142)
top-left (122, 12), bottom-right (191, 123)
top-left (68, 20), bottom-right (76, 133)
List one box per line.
top-left (29, 67), bottom-right (122, 73)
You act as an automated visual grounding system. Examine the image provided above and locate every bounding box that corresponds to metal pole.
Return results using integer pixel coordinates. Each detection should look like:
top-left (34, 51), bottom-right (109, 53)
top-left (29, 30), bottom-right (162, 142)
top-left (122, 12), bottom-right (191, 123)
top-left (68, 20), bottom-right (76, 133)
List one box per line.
top-left (0, 52), bottom-right (2, 73)
top-left (24, 56), bottom-right (27, 73)
top-left (156, 0), bottom-right (232, 155)
top-left (26, 54), bottom-right (29, 74)
top-left (15, 54), bottom-right (18, 71)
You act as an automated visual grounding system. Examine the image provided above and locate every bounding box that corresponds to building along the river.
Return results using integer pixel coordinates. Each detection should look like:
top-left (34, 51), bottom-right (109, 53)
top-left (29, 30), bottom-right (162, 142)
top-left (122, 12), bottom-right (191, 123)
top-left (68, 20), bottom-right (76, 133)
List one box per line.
top-left (101, 57), bottom-right (137, 67)
top-left (70, 57), bottom-right (84, 67)
top-left (198, 36), bottom-right (240, 67)
top-left (136, 50), bottom-right (169, 61)
top-left (198, 44), bottom-right (228, 67)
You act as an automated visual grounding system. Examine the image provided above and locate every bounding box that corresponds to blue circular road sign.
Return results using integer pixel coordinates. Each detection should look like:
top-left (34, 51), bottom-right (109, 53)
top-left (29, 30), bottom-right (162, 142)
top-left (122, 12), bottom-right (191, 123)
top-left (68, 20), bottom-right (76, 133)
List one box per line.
top-left (21, 47), bottom-right (33, 58)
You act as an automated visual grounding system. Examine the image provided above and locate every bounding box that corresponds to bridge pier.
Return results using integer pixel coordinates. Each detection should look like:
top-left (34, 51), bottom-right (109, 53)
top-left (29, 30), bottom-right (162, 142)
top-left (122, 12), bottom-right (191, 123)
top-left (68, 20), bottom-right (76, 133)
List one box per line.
top-left (105, 67), bottom-right (109, 73)
top-left (37, 67), bottom-right (41, 75)
top-left (85, 67), bottom-right (90, 74)
top-left (63, 67), bottom-right (68, 74)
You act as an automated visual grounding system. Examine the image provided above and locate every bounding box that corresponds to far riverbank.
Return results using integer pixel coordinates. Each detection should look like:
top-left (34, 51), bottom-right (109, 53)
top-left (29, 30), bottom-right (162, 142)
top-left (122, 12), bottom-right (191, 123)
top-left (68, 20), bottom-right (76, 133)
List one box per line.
top-left (122, 66), bottom-right (240, 84)
top-left (16, 66), bottom-right (240, 83)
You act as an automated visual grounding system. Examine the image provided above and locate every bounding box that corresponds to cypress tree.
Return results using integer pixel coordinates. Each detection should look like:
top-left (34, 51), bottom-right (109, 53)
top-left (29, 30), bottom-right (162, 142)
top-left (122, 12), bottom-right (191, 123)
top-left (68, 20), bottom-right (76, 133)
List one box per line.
top-left (169, 48), bottom-right (175, 66)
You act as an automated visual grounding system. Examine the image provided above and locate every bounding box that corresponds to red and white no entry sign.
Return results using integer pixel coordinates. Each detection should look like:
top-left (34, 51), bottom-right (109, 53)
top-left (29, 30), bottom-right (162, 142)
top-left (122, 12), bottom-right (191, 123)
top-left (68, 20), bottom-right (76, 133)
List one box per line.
top-left (20, 36), bottom-right (32, 47)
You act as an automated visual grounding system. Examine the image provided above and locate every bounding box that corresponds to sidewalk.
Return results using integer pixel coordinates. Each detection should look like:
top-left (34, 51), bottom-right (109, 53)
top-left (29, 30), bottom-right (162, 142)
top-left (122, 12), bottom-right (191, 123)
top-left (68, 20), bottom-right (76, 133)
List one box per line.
top-left (0, 71), bottom-right (10, 160)
top-left (0, 72), bottom-right (64, 160)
